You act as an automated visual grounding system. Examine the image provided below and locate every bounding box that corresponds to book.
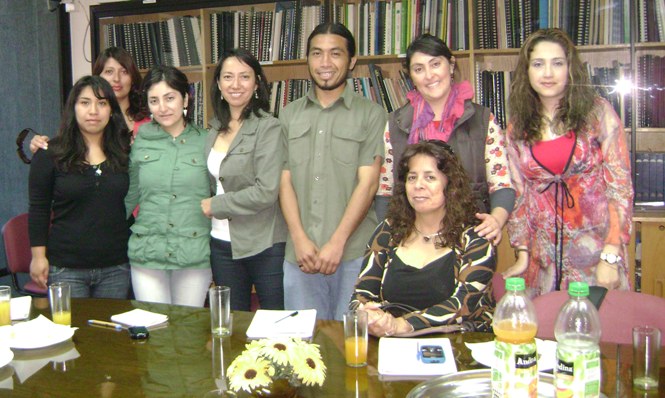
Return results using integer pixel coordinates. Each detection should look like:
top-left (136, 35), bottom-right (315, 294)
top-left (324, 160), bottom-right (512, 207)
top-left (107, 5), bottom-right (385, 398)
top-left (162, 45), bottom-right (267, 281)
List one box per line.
top-left (378, 337), bottom-right (457, 380)
top-left (111, 309), bottom-right (169, 329)
top-left (245, 309), bottom-right (317, 339)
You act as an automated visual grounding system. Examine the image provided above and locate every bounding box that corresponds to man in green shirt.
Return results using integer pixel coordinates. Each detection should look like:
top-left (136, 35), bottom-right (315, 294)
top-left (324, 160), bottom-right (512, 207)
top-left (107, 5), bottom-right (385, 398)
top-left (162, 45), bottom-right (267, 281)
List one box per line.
top-left (279, 22), bottom-right (387, 320)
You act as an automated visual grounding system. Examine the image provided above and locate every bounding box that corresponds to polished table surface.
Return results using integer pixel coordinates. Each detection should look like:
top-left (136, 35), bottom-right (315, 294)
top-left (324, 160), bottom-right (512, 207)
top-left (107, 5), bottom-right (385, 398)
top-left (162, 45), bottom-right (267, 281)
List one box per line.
top-left (1, 298), bottom-right (663, 397)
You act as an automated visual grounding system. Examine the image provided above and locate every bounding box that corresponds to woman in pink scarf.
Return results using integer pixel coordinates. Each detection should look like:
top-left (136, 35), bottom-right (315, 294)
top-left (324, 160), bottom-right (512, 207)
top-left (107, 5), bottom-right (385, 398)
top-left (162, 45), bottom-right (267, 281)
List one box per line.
top-left (377, 34), bottom-right (514, 246)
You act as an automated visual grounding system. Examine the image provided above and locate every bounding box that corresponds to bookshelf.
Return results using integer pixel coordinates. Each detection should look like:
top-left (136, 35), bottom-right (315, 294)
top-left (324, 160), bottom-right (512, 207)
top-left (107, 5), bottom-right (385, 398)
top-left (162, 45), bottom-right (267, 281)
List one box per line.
top-left (90, 0), bottom-right (665, 294)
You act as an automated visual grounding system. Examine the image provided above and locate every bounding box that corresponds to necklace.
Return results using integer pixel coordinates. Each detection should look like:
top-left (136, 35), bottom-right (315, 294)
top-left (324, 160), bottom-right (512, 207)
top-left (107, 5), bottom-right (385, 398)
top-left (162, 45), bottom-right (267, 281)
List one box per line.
top-left (92, 164), bottom-right (102, 176)
top-left (414, 226), bottom-right (439, 243)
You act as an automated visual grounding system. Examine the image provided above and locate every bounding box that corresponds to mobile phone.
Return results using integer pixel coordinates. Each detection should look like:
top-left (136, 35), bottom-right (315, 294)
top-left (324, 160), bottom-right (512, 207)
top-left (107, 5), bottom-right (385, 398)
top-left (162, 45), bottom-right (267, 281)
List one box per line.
top-left (418, 344), bottom-right (445, 364)
top-left (128, 326), bottom-right (149, 340)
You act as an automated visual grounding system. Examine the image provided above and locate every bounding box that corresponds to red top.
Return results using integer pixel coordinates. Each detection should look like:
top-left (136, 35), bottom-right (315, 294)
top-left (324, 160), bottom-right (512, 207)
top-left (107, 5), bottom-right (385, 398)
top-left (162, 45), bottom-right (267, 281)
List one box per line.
top-left (532, 131), bottom-right (575, 175)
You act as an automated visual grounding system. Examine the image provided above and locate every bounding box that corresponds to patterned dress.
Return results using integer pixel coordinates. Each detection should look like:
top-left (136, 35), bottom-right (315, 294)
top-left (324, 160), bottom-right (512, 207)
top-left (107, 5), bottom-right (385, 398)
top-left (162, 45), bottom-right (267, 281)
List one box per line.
top-left (506, 98), bottom-right (633, 295)
top-left (351, 221), bottom-right (496, 332)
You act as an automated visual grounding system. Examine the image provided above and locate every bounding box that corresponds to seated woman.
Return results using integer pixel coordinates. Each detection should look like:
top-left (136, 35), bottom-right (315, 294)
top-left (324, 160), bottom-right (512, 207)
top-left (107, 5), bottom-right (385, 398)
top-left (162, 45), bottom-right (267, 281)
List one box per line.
top-left (351, 140), bottom-right (496, 336)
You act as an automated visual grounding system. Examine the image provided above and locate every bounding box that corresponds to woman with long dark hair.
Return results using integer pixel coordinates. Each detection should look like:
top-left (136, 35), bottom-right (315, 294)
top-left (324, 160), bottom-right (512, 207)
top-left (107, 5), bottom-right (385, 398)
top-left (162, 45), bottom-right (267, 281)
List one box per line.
top-left (200, 49), bottom-right (287, 311)
top-left (503, 29), bottom-right (633, 295)
top-left (29, 75), bottom-right (132, 298)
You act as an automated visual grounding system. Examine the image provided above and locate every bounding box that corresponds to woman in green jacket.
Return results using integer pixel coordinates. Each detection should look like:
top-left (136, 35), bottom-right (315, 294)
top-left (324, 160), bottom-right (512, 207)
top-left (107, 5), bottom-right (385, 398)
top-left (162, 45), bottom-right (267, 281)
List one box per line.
top-left (125, 65), bottom-right (212, 306)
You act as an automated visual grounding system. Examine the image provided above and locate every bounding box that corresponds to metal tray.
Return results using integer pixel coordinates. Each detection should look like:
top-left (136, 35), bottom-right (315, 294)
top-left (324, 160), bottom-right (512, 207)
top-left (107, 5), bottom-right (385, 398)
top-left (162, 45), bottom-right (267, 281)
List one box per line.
top-left (407, 369), bottom-right (605, 398)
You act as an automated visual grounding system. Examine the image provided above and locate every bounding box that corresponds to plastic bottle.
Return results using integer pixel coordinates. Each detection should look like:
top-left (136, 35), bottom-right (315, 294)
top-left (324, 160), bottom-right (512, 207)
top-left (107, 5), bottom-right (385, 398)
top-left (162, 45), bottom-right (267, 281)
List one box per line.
top-left (491, 277), bottom-right (539, 398)
top-left (553, 281), bottom-right (601, 398)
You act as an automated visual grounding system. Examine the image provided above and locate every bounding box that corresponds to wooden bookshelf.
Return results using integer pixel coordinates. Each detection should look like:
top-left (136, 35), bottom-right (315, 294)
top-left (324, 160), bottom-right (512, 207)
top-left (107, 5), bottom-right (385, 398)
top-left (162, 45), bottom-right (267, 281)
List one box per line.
top-left (90, 0), bottom-right (665, 294)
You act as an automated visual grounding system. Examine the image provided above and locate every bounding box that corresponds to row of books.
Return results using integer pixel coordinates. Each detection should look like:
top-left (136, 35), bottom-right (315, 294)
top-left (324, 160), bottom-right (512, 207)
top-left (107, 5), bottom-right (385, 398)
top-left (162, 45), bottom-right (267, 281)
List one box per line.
top-left (269, 65), bottom-right (413, 116)
top-left (474, 0), bottom-right (630, 49)
top-left (104, 16), bottom-right (203, 69)
top-left (637, 0), bottom-right (665, 43)
top-left (475, 69), bottom-right (511, 129)
top-left (586, 61), bottom-right (633, 129)
top-left (211, 0), bottom-right (470, 63)
top-left (189, 81), bottom-right (204, 129)
top-left (636, 55), bottom-right (665, 128)
top-left (635, 152), bottom-right (665, 204)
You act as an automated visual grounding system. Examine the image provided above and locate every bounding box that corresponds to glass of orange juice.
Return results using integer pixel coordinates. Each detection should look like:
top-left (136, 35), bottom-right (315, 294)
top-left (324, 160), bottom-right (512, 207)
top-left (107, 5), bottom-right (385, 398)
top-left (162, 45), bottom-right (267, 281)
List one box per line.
top-left (343, 310), bottom-right (368, 367)
top-left (48, 282), bottom-right (71, 326)
top-left (0, 286), bottom-right (11, 326)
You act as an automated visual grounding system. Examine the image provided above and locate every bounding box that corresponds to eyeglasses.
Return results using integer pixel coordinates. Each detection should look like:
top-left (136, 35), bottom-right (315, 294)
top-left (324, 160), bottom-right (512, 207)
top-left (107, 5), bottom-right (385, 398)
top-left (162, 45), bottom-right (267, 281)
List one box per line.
top-left (424, 139), bottom-right (455, 155)
top-left (16, 128), bottom-right (38, 164)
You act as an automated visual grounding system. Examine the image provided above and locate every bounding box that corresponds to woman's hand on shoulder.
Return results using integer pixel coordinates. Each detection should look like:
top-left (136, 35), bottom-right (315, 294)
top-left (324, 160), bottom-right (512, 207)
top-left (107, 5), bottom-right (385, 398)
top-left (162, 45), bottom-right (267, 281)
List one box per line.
top-left (29, 135), bottom-right (50, 154)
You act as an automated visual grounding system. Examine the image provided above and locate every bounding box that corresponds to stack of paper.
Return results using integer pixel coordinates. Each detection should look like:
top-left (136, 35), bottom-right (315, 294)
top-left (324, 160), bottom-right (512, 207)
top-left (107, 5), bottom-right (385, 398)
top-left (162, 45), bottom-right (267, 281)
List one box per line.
top-left (245, 309), bottom-right (317, 339)
top-left (111, 309), bottom-right (168, 329)
top-left (378, 337), bottom-right (457, 380)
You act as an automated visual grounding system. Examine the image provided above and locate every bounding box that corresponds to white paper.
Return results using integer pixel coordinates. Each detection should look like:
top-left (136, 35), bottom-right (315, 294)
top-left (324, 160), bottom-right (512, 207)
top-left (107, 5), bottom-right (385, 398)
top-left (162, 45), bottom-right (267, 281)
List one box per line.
top-left (378, 337), bottom-right (457, 379)
top-left (10, 296), bottom-right (31, 321)
top-left (110, 308), bottom-right (168, 328)
top-left (245, 309), bottom-right (317, 339)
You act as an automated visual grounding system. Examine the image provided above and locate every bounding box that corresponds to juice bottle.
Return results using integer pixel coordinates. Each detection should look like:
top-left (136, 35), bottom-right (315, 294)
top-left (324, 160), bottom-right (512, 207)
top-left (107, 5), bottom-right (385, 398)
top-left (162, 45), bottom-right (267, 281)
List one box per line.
top-left (553, 282), bottom-right (601, 398)
top-left (491, 277), bottom-right (538, 398)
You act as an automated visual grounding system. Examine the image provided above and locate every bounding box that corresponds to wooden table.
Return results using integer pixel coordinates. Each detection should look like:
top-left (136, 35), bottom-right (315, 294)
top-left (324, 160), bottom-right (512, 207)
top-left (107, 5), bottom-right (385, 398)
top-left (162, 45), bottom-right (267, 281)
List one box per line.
top-left (1, 298), bottom-right (663, 397)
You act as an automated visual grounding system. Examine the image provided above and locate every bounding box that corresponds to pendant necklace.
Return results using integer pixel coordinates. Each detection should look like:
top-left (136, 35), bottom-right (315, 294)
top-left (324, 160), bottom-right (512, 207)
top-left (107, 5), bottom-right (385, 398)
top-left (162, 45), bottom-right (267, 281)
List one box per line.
top-left (414, 226), bottom-right (439, 243)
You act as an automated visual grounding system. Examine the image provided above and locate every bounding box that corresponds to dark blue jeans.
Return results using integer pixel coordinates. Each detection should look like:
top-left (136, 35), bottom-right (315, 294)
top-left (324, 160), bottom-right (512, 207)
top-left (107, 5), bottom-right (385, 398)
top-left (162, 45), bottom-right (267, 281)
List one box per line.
top-left (48, 263), bottom-right (131, 299)
top-left (210, 238), bottom-right (285, 311)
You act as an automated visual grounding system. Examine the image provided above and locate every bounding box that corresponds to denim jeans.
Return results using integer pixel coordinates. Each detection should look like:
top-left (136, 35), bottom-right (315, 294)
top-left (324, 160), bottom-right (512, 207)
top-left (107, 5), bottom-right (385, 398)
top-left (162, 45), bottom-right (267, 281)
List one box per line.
top-left (48, 263), bottom-right (131, 299)
top-left (283, 257), bottom-right (363, 320)
top-left (210, 238), bottom-right (285, 311)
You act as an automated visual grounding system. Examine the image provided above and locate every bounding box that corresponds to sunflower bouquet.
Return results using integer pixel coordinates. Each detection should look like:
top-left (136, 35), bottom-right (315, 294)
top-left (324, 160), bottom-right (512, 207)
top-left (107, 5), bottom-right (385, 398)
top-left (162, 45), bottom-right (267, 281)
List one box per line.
top-left (227, 338), bottom-right (327, 394)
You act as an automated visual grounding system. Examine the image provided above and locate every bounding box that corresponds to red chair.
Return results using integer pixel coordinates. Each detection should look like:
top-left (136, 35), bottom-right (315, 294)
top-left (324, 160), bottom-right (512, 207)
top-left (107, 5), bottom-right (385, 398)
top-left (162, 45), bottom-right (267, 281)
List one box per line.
top-left (2, 213), bottom-right (47, 296)
top-left (533, 289), bottom-right (665, 345)
top-left (491, 272), bottom-right (507, 303)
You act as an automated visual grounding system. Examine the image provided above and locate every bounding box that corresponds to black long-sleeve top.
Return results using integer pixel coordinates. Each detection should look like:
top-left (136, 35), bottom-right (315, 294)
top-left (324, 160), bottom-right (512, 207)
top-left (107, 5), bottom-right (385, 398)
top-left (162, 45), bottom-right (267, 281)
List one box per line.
top-left (28, 147), bottom-right (130, 268)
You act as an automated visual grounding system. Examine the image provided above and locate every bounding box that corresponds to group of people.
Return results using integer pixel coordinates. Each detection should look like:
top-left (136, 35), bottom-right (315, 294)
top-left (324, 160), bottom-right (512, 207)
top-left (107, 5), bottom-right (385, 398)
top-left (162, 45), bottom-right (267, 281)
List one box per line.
top-left (27, 23), bottom-right (633, 336)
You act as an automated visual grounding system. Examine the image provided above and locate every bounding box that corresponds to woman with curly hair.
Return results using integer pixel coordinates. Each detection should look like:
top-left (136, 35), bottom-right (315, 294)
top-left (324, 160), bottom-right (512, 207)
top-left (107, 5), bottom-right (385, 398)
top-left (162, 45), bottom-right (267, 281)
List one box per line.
top-left (351, 140), bottom-right (496, 336)
top-left (502, 29), bottom-right (633, 295)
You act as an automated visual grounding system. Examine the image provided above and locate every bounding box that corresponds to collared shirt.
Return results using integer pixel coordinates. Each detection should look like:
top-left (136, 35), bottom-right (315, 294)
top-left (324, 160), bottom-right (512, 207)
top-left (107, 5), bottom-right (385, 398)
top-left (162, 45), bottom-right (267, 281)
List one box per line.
top-left (280, 83), bottom-right (387, 263)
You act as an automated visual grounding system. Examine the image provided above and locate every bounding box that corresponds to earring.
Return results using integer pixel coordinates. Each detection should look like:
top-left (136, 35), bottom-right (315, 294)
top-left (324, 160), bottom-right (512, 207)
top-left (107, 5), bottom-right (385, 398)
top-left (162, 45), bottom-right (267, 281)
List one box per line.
top-left (220, 94), bottom-right (224, 101)
top-left (254, 90), bottom-right (258, 99)
top-left (150, 113), bottom-right (153, 120)
top-left (183, 108), bottom-right (188, 117)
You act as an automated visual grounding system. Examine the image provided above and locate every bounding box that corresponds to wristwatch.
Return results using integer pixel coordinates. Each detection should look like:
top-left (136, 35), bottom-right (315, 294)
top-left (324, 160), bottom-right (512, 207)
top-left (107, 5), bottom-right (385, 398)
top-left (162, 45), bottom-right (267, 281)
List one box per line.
top-left (600, 252), bottom-right (621, 265)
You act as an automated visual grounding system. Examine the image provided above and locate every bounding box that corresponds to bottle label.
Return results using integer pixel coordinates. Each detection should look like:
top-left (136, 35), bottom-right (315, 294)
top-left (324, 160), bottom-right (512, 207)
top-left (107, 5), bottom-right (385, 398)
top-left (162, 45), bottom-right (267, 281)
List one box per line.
top-left (492, 340), bottom-right (538, 398)
top-left (554, 346), bottom-right (601, 398)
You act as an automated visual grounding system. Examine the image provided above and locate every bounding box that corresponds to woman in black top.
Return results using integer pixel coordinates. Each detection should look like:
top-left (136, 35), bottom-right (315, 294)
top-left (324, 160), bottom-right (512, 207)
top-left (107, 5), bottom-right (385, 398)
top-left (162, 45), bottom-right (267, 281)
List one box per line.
top-left (29, 75), bottom-right (132, 298)
top-left (351, 141), bottom-right (496, 336)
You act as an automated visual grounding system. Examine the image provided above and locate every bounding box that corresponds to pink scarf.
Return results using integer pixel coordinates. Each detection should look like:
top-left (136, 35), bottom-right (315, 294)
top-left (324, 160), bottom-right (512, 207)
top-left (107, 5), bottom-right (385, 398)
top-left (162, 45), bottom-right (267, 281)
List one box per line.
top-left (406, 81), bottom-right (474, 144)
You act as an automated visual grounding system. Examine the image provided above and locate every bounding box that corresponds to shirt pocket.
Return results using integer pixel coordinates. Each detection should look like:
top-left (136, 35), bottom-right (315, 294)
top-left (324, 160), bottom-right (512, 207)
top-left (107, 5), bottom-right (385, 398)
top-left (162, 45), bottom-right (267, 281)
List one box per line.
top-left (331, 125), bottom-right (363, 166)
top-left (287, 122), bottom-right (311, 166)
top-left (134, 151), bottom-right (164, 189)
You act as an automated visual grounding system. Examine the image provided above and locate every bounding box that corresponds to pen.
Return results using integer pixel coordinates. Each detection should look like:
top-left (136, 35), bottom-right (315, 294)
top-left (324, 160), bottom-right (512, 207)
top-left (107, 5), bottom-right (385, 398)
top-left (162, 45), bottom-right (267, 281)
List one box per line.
top-left (274, 311), bottom-right (298, 323)
top-left (88, 319), bottom-right (123, 330)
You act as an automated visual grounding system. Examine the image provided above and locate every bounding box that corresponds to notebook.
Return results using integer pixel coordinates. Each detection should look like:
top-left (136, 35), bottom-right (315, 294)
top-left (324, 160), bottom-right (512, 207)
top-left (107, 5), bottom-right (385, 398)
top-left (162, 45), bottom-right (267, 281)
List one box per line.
top-left (378, 337), bottom-right (457, 380)
top-left (245, 309), bottom-right (317, 339)
top-left (111, 309), bottom-right (169, 329)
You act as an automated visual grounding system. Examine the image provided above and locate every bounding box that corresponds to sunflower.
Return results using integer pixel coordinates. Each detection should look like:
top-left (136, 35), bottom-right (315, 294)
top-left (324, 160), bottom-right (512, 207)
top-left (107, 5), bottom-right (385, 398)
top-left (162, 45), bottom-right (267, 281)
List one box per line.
top-left (227, 352), bottom-right (275, 393)
top-left (257, 338), bottom-right (298, 366)
top-left (291, 350), bottom-right (326, 386)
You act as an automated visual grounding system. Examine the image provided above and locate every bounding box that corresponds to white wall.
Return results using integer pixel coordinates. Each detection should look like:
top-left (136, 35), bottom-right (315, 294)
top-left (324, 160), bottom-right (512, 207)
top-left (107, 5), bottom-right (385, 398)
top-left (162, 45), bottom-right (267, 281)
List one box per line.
top-left (67, 0), bottom-right (129, 81)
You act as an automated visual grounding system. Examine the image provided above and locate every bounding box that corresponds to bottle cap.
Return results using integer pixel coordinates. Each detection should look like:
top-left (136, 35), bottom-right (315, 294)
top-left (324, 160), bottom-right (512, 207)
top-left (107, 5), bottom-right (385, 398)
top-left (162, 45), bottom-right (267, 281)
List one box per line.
top-left (505, 277), bottom-right (525, 291)
top-left (568, 281), bottom-right (589, 297)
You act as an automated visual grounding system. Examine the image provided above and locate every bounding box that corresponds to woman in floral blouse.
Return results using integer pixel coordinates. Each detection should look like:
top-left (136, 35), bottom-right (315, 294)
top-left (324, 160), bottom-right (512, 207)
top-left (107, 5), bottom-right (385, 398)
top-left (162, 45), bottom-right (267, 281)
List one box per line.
top-left (502, 29), bottom-right (633, 295)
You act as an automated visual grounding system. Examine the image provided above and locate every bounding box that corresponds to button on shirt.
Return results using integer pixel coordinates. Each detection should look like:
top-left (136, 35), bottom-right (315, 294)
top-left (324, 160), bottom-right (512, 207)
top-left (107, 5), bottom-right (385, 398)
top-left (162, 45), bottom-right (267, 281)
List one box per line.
top-left (279, 84), bottom-right (387, 263)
